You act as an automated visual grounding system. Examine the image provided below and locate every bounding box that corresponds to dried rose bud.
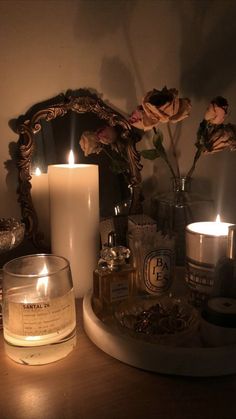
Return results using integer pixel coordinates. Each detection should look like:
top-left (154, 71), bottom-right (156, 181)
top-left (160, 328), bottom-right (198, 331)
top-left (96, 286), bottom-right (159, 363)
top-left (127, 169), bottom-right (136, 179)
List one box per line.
top-left (80, 131), bottom-right (102, 156)
top-left (204, 96), bottom-right (228, 125)
top-left (97, 126), bottom-right (117, 145)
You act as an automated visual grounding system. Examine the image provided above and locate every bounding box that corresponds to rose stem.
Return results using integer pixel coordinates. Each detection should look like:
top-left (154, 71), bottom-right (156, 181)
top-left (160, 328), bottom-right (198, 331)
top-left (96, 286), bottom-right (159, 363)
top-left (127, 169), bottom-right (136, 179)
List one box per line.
top-left (167, 122), bottom-right (181, 179)
top-left (153, 127), bottom-right (176, 179)
top-left (186, 147), bottom-right (202, 179)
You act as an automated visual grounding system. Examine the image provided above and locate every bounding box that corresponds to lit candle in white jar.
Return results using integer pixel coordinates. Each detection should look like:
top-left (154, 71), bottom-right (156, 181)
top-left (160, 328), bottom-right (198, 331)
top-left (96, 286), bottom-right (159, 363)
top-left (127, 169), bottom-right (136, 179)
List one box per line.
top-left (185, 215), bottom-right (233, 305)
top-left (186, 215), bottom-right (232, 264)
top-left (48, 151), bottom-right (99, 298)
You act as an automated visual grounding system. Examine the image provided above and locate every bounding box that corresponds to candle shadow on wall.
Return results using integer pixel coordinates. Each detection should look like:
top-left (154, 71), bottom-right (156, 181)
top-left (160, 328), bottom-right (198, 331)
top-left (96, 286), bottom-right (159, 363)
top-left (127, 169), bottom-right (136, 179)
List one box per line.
top-left (176, 0), bottom-right (236, 222)
top-left (100, 56), bottom-right (138, 113)
top-left (133, 0), bottom-right (236, 224)
top-left (209, 150), bottom-right (236, 223)
top-left (74, 0), bottom-right (140, 113)
top-left (177, 0), bottom-right (236, 99)
top-left (74, 0), bottom-right (136, 41)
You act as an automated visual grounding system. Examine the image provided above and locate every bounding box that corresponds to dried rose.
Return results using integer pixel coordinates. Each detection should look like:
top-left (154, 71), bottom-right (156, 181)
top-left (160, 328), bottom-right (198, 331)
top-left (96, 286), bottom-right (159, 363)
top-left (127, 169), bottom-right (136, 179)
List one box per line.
top-left (129, 106), bottom-right (144, 126)
top-left (130, 87), bottom-right (191, 131)
top-left (203, 124), bottom-right (236, 153)
top-left (80, 131), bottom-right (102, 156)
top-left (204, 96), bottom-right (228, 125)
top-left (97, 126), bottom-right (117, 145)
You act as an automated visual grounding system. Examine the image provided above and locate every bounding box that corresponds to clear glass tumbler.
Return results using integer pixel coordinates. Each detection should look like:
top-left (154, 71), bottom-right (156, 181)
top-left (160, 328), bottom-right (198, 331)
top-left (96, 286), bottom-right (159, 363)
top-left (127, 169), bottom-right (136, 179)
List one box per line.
top-left (2, 254), bottom-right (76, 365)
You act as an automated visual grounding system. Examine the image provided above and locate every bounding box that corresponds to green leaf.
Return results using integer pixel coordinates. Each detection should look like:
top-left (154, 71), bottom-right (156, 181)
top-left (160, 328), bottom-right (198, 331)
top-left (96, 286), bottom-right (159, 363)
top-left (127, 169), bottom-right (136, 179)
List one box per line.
top-left (153, 128), bottom-right (164, 148)
top-left (152, 129), bottom-right (167, 158)
top-left (140, 149), bottom-right (161, 160)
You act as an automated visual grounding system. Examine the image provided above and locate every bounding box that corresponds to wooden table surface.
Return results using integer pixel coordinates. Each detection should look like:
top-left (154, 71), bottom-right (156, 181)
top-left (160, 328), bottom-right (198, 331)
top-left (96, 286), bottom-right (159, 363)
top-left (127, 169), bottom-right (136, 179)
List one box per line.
top-left (0, 300), bottom-right (236, 419)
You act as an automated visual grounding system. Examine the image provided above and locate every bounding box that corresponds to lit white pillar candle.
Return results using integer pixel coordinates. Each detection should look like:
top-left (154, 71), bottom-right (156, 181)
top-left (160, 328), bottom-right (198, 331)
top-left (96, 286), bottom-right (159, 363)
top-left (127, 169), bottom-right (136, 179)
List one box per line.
top-left (48, 151), bottom-right (99, 298)
top-left (31, 168), bottom-right (50, 245)
top-left (185, 215), bottom-right (233, 304)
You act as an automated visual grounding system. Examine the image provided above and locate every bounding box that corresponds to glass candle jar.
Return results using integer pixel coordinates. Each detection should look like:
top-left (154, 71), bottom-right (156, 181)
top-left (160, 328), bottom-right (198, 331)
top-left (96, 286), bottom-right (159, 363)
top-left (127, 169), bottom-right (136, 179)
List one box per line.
top-left (2, 254), bottom-right (76, 365)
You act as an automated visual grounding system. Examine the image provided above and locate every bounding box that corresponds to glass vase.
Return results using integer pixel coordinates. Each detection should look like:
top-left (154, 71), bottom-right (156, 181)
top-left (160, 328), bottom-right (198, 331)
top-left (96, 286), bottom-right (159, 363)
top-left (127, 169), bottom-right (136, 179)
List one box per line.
top-left (151, 176), bottom-right (214, 266)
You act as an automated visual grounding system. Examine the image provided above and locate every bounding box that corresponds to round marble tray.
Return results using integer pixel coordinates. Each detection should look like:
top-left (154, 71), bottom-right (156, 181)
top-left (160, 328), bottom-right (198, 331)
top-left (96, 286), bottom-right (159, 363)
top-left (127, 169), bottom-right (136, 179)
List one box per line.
top-left (83, 292), bottom-right (236, 377)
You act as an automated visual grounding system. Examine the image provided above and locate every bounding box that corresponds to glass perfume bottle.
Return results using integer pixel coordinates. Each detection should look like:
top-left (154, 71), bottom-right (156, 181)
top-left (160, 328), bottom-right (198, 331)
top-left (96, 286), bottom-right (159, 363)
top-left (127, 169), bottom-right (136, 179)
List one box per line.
top-left (213, 225), bottom-right (236, 298)
top-left (93, 232), bottom-right (136, 315)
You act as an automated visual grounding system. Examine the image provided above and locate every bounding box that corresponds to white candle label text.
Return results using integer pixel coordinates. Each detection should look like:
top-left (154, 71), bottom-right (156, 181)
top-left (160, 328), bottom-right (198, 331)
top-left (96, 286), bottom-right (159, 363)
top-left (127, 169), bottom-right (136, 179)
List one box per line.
top-left (6, 290), bottom-right (75, 337)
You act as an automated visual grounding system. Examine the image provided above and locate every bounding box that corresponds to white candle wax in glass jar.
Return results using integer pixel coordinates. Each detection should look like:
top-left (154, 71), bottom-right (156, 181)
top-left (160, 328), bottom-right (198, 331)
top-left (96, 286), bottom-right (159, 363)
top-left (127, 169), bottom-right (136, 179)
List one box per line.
top-left (185, 216), bottom-right (233, 306)
top-left (2, 254), bottom-right (76, 365)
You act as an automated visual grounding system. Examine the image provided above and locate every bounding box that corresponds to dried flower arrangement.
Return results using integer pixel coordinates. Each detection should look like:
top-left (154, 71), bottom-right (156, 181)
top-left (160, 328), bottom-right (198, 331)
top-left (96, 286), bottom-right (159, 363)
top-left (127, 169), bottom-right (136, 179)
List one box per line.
top-left (79, 87), bottom-right (236, 183)
top-left (129, 87), bottom-right (236, 180)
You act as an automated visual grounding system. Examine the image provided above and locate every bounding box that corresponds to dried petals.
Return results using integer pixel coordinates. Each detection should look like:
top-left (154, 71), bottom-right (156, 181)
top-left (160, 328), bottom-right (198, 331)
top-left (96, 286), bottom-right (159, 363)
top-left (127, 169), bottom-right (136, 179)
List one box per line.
top-left (204, 96), bottom-right (228, 125)
top-left (97, 126), bottom-right (117, 145)
top-left (118, 300), bottom-right (192, 337)
top-left (129, 87), bottom-right (191, 131)
top-left (80, 131), bottom-right (102, 156)
top-left (205, 104), bottom-right (226, 125)
top-left (80, 126), bottom-right (118, 156)
top-left (202, 123), bottom-right (236, 153)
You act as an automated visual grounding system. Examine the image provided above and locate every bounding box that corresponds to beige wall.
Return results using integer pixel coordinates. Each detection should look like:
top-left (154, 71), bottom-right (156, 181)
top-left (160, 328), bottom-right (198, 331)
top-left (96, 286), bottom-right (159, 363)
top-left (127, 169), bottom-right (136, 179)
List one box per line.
top-left (1, 0), bottom-right (236, 222)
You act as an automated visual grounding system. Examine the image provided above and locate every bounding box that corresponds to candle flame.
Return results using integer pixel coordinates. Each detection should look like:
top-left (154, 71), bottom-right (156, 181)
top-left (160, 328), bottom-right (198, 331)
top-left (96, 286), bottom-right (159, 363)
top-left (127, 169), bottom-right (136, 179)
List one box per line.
top-left (215, 214), bottom-right (221, 223)
top-left (188, 217), bottom-right (232, 236)
top-left (35, 167), bottom-right (41, 176)
top-left (68, 150), bottom-right (75, 166)
top-left (36, 264), bottom-right (49, 296)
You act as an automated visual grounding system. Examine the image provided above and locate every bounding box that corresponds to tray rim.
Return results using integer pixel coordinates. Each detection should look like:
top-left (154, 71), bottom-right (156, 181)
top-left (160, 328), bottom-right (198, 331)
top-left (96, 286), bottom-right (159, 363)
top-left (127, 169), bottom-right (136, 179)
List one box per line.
top-left (83, 291), bottom-right (236, 377)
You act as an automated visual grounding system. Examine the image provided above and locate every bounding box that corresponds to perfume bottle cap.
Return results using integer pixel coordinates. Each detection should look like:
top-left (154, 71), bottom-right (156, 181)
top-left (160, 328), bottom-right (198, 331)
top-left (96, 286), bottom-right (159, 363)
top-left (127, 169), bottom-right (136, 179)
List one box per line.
top-left (227, 225), bottom-right (236, 260)
top-left (100, 245), bottom-right (130, 271)
top-left (100, 231), bottom-right (130, 271)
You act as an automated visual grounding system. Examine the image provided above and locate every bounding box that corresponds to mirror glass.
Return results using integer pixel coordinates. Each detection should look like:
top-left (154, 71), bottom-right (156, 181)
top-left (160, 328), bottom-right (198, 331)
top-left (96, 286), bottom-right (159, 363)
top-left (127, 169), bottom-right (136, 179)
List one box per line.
top-left (15, 90), bottom-right (142, 249)
top-left (31, 111), bottom-right (132, 218)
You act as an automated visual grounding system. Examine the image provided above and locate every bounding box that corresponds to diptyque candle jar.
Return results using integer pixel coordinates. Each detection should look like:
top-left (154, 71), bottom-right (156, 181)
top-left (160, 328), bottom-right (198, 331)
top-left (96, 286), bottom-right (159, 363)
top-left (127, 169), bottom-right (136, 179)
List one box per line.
top-left (185, 219), bottom-right (232, 306)
top-left (2, 254), bottom-right (76, 365)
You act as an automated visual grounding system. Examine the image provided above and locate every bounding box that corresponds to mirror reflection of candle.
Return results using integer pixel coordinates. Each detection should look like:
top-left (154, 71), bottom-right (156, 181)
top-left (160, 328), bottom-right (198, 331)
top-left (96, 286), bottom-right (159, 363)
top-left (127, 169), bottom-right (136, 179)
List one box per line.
top-left (35, 167), bottom-right (41, 176)
top-left (31, 167), bottom-right (50, 245)
top-left (68, 149), bottom-right (75, 166)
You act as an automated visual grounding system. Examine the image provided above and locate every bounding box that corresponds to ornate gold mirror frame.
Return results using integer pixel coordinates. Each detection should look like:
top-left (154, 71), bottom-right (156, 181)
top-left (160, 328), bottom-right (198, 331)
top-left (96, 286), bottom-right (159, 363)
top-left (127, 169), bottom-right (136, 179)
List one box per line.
top-left (16, 90), bottom-right (143, 249)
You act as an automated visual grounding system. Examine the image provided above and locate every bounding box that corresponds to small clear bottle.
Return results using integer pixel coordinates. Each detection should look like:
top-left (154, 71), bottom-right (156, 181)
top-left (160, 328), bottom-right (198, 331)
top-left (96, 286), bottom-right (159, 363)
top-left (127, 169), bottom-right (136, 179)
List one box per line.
top-left (93, 232), bottom-right (136, 315)
top-left (213, 225), bottom-right (236, 298)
